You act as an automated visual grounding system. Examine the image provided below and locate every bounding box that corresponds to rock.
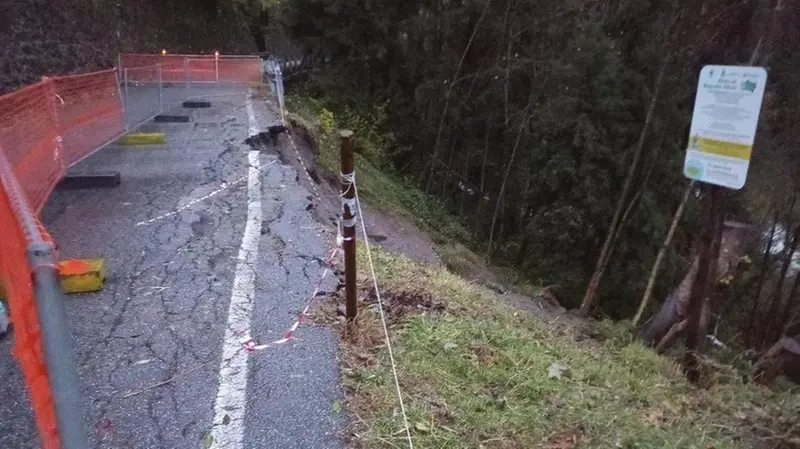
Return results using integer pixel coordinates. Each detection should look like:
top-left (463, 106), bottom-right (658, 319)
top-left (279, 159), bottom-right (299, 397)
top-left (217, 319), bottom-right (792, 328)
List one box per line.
top-left (534, 285), bottom-right (564, 311)
top-left (547, 362), bottom-right (571, 379)
top-left (485, 282), bottom-right (506, 294)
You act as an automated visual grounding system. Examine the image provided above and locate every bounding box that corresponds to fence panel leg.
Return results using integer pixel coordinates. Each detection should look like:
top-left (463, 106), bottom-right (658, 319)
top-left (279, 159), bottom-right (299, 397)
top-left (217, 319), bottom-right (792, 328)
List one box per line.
top-left (29, 243), bottom-right (90, 449)
top-left (122, 68), bottom-right (129, 131)
top-left (158, 64), bottom-right (163, 114)
top-left (184, 57), bottom-right (189, 99)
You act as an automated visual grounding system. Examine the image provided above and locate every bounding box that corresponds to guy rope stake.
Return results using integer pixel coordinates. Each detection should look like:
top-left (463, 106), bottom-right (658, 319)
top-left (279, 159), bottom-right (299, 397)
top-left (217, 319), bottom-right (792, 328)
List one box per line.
top-left (340, 129), bottom-right (357, 322)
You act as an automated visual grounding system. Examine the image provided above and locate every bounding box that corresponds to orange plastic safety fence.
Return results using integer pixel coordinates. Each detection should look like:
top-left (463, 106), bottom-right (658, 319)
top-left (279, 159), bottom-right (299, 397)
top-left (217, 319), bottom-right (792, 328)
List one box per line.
top-left (0, 183), bottom-right (60, 449)
top-left (53, 70), bottom-right (126, 167)
top-left (123, 64), bottom-right (161, 84)
top-left (187, 59), bottom-right (216, 83)
top-left (218, 59), bottom-right (262, 84)
top-left (0, 80), bottom-right (63, 214)
top-left (120, 53), bottom-right (262, 84)
top-left (0, 70), bottom-right (126, 449)
top-left (0, 52), bottom-right (261, 448)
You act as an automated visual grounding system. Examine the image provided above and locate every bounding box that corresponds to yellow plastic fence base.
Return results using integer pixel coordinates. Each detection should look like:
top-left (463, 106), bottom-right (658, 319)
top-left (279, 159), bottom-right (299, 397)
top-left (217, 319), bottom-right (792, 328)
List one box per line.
top-left (58, 258), bottom-right (106, 294)
top-left (117, 132), bottom-right (166, 145)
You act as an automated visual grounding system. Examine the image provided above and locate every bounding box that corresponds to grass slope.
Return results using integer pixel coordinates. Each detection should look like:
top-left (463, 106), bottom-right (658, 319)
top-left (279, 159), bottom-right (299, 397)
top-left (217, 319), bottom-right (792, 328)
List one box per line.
top-left (288, 94), bottom-right (799, 449)
top-left (333, 248), bottom-right (798, 449)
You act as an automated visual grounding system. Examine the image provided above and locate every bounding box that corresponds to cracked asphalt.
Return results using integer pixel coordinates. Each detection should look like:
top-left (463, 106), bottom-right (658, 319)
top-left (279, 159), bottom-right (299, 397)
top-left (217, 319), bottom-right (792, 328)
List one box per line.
top-left (0, 85), bottom-right (342, 449)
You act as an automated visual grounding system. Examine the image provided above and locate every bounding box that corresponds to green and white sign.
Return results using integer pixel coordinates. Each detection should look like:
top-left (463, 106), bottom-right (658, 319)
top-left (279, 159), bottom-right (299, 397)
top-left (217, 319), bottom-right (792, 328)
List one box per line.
top-left (684, 65), bottom-right (767, 189)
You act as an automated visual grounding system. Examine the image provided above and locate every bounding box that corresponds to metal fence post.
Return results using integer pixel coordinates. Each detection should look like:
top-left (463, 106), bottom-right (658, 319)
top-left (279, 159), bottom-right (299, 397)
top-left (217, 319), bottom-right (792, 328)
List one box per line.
top-left (0, 149), bottom-right (89, 449)
top-left (184, 57), bottom-right (189, 97)
top-left (28, 242), bottom-right (90, 449)
top-left (215, 51), bottom-right (219, 84)
top-left (122, 68), bottom-right (129, 131)
top-left (42, 78), bottom-right (65, 175)
top-left (340, 130), bottom-right (357, 322)
top-left (157, 64), bottom-right (163, 113)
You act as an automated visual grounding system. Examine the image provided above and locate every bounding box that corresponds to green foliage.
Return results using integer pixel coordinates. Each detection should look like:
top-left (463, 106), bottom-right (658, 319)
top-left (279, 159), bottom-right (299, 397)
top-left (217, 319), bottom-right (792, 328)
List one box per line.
top-left (270, 0), bottom-right (704, 318)
top-left (270, 0), bottom-right (800, 331)
top-left (287, 94), bottom-right (471, 243)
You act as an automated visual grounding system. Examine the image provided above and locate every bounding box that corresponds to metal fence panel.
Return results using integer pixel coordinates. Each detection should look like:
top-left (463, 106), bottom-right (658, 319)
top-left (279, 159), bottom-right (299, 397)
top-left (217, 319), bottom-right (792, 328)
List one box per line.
top-left (0, 51), bottom-right (264, 449)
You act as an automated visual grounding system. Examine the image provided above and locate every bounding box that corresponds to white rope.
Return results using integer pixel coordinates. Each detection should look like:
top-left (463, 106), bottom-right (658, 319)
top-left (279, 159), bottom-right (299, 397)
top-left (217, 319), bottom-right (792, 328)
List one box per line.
top-left (351, 174), bottom-right (414, 449)
top-left (274, 85), bottom-right (412, 447)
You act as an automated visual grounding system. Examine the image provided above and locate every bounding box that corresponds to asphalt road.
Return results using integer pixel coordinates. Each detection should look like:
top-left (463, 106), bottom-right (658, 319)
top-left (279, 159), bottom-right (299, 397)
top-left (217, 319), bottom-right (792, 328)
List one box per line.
top-left (0, 86), bottom-right (342, 449)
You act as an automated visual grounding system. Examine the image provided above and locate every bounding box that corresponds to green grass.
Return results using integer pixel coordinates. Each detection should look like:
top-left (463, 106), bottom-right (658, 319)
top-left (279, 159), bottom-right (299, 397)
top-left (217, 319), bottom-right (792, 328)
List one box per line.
top-left (331, 246), bottom-right (799, 449)
top-left (286, 95), bottom-right (471, 244)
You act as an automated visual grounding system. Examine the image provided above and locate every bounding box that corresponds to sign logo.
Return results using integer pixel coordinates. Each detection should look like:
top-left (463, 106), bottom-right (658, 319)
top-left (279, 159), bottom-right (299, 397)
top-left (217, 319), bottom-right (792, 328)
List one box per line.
top-left (741, 79), bottom-right (757, 93)
top-left (685, 159), bottom-right (704, 179)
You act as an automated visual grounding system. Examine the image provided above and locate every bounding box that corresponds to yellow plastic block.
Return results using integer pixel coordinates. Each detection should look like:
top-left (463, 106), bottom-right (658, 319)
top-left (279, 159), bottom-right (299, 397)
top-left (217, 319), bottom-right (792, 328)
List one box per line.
top-left (117, 132), bottom-right (166, 145)
top-left (58, 258), bottom-right (106, 294)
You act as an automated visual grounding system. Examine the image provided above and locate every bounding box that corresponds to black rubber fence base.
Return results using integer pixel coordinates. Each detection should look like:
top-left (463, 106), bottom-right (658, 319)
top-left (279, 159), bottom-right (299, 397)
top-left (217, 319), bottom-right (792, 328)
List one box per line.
top-left (182, 101), bottom-right (211, 108)
top-left (154, 115), bottom-right (191, 123)
top-left (57, 172), bottom-right (121, 190)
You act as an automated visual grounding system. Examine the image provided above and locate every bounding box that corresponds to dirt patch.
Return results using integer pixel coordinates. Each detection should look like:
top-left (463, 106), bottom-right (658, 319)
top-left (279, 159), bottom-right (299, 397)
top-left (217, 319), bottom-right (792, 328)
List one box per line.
top-left (361, 284), bottom-right (445, 324)
top-left (315, 282), bottom-right (446, 327)
top-left (359, 202), bottom-right (441, 265)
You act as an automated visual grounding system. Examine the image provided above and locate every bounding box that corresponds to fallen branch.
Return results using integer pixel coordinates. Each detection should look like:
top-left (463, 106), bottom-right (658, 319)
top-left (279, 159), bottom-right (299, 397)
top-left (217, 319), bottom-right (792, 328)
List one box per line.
top-left (122, 361), bottom-right (211, 399)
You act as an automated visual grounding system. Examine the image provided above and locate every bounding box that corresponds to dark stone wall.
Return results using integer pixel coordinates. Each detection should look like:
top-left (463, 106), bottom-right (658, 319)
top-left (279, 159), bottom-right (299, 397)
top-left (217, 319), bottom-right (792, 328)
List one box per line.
top-left (0, 0), bottom-right (256, 93)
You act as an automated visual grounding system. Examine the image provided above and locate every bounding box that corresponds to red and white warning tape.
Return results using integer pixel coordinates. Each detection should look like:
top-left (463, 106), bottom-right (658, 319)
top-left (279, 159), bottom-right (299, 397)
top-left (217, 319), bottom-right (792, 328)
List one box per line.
top-left (239, 247), bottom-right (339, 352)
top-left (136, 160), bottom-right (279, 226)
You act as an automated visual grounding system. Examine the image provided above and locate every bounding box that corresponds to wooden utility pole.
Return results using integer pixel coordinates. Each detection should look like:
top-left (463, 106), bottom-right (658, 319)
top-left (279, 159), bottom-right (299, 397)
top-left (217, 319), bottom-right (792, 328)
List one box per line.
top-left (340, 129), bottom-right (357, 322)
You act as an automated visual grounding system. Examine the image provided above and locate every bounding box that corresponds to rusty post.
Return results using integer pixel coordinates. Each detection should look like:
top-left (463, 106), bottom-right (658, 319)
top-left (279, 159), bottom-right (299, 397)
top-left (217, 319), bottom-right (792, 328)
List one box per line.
top-left (340, 129), bottom-right (357, 322)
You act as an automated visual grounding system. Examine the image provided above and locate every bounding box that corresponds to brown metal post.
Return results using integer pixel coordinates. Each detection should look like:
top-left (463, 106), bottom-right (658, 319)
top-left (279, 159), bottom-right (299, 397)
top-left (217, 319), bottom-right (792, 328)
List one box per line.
top-left (340, 129), bottom-right (357, 321)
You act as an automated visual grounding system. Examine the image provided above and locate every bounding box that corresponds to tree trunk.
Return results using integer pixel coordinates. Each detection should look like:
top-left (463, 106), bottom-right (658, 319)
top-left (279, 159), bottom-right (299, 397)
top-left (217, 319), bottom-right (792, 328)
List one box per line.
top-left (474, 122), bottom-right (491, 238)
top-left (779, 271), bottom-right (800, 334)
top-left (699, 193), bottom-right (725, 341)
top-left (751, 335), bottom-right (800, 385)
top-left (578, 56), bottom-right (668, 317)
top-left (781, 193), bottom-right (796, 251)
top-left (487, 120), bottom-right (525, 260)
top-left (640, 253), bottom-right (697, 346)
top-left (425, 0), bottom-right (492, 193)
top-left (761, 225), bottom-right (799, 346)
top-left (459, 152), bottom-right (469, 217)
top-left (683, 185), bottom-right (724, 383)
top-left (634, 182), bottom-right (693, 325)
top-left (441, 141), bottom-right (457, 197)
top-left (747, 208), bottom-right (779, 345)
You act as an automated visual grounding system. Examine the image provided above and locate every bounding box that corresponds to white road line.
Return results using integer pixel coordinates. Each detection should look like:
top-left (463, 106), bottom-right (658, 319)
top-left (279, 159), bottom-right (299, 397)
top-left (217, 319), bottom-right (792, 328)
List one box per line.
top-left (210, 92), bottom-right (262, 449)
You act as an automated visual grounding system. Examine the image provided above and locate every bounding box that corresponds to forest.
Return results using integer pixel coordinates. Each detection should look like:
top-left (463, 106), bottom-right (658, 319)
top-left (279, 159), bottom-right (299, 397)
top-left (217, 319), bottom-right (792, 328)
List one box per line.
top-left (266, 0), bottom-right (799, 381)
